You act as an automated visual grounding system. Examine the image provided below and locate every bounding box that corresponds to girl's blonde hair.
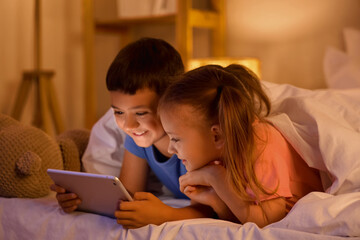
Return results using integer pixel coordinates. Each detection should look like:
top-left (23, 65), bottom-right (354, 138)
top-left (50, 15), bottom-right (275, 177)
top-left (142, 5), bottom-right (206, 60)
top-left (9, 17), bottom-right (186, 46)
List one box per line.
top-left (159, 64), bottom-right (272, 201)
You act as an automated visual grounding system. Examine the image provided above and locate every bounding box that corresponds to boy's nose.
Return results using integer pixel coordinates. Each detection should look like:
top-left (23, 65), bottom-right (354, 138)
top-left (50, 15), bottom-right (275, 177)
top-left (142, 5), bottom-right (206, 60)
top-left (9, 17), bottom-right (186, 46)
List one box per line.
top-left (123, 115), bottom-right (139, 130)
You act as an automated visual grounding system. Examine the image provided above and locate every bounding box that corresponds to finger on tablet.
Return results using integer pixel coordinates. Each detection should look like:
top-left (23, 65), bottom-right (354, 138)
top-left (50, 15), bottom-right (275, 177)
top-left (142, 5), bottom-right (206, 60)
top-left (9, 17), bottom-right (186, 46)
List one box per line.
top-left (56, 192), bottom-right (78, 202)
top-left (50, 184), bottom-right (66, 193)
top-left (59, 198), bottom-right (81, 208)
top-left (62, 205), bottom-right (78, 213)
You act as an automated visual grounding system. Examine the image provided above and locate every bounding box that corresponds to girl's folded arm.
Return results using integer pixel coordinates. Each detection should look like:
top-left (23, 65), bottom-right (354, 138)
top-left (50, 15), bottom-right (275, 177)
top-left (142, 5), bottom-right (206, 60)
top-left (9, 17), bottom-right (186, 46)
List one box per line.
top-left (209, 174), bottom-right (286, 227)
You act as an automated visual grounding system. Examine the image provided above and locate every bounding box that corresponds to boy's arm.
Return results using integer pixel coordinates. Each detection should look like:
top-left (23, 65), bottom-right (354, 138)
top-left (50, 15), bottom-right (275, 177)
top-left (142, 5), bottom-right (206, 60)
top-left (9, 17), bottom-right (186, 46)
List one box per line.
top-left (115, 192), bottom-right (213, 229)
top-left (120, 150), bottom-right (149, 195)
top-left (117, 151), bottom-right (213, 229)
top-left (118, 150), bottom-right (214, 229)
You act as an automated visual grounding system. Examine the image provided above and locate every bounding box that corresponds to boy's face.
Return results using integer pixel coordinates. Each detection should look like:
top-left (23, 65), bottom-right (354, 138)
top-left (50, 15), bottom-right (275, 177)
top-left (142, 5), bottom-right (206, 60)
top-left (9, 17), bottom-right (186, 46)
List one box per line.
top-left (160, 104), bottom-right (223, 172)
top-left (110, 88), bottom-right (167, 148)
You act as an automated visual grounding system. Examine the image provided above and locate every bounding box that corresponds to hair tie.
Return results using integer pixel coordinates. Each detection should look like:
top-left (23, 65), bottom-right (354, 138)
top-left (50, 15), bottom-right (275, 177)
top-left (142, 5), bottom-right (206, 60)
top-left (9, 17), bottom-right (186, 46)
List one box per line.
top-left (215, 85), bottom-right (223, 104)
top-left (217, 85), bottom-right (223, 96)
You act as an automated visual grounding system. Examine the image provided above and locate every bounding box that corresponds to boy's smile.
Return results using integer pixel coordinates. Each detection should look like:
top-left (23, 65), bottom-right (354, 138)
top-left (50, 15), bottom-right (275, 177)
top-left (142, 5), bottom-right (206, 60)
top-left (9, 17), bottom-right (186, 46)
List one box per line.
top-left (132, 131), bottom-right (146, 136)
top-left (110, 88), bottom-right (169, 154)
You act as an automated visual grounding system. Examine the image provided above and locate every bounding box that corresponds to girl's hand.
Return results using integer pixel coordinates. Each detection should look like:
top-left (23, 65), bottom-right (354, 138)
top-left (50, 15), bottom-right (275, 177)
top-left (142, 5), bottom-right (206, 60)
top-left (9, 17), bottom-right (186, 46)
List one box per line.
top-left (182, 184), bottom-right (221, 210)
top-left (179, 163), bottom-right (228, 213)
top-left (115, 192), bottom-right (173, 229)
top-left (179, 164), bottom-right (240, 222)
top-left (181, 182), bottom-right (239, 222)
top-left (179, 162), bottom-right (226, 193)
top-left (50, 184), bottom-right (81, 213)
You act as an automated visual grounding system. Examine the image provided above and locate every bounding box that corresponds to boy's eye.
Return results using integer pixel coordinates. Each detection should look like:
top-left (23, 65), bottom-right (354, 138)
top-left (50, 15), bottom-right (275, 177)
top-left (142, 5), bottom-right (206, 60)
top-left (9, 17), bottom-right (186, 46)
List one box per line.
top-left (114, 110), bottom-right (124, 115)
top-left (136, 112), bottom-right (148, 116)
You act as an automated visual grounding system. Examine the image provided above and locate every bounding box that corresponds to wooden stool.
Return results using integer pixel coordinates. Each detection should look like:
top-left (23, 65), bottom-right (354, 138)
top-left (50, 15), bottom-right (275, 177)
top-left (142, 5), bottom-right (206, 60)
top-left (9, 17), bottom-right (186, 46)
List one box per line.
top-left (11, 70), bottom-right (65, 135)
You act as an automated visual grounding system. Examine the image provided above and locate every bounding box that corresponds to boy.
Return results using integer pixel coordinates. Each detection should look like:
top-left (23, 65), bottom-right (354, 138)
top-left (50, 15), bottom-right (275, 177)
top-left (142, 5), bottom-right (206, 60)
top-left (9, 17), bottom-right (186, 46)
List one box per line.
top-left (51, 38), bottom-right (212, 228)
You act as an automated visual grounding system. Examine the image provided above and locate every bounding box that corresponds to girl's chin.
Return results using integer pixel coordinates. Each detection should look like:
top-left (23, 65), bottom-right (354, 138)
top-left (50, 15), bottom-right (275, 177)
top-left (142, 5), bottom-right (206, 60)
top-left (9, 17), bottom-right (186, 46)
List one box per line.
top-left (184, 165), bottom-right (195, 172)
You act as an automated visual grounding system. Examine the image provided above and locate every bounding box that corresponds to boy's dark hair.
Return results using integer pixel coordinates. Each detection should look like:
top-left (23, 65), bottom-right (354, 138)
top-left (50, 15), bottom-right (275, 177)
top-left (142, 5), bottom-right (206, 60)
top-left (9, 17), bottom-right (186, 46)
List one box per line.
top-left (106, 37), bottom-right (184, 95)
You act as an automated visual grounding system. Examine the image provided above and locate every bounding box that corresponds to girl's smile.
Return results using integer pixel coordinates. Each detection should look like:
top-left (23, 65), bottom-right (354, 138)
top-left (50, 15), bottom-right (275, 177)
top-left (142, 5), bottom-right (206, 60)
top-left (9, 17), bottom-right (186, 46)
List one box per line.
top-left (160, 104), bottom-right (224, 172)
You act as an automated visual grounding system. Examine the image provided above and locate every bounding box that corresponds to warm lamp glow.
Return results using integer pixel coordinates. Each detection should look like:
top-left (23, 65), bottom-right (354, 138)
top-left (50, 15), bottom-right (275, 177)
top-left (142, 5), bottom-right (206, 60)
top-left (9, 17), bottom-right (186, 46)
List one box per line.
top-left (188, 57), bottom-right (261, 78)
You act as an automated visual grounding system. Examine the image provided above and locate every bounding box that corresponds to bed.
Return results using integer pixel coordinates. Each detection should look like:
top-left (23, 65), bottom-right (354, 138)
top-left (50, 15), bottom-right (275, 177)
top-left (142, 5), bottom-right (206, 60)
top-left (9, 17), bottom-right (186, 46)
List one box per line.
top-left (1, 29), bottom-right (360, 239)
top-left (1, 83), bottom-right (359, 239)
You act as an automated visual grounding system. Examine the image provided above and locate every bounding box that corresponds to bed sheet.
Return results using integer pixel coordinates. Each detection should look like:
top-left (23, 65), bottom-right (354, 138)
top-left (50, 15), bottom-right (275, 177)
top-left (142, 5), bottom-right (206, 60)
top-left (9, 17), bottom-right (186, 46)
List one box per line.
top-left (0, 191), bottom-right (359, 240)
top-left (1, 82), bottom-right (360, 239)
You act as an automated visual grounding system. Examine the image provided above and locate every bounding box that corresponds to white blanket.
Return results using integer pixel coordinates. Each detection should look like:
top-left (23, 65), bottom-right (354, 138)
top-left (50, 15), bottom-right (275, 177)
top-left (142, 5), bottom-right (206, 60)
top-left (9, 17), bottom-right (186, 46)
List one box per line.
top-left (1, 192), bottom-right (359, 239)
top-left (264, 82), bottom-right (360, 195)
top-left (1, 82), bottom-right (360, 239)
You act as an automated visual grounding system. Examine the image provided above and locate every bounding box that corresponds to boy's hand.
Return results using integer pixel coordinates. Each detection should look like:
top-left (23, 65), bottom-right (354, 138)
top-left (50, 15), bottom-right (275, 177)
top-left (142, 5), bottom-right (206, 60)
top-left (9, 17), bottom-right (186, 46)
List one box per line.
top-left (50, 184), bottom-right (81, 213)
top-left (115, 192), bottom-right (172, 229)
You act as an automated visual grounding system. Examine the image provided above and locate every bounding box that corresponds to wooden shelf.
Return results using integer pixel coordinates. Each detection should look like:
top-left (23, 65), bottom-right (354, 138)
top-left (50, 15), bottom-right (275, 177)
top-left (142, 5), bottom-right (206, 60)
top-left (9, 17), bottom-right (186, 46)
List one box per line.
top-left (95, 8), bottom-right (220, 30)
top-left (96, 14), bottom-right (176, 30)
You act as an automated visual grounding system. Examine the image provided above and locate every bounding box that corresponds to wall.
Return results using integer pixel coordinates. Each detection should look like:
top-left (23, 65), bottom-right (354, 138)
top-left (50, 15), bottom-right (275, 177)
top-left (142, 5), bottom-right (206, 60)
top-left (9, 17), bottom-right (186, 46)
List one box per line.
top-left (0, 0), bottom-right (359, 130)
top-left (0, 0), bottom-right (84, 131)
top-left (226, 0), bottom-right (360, 89)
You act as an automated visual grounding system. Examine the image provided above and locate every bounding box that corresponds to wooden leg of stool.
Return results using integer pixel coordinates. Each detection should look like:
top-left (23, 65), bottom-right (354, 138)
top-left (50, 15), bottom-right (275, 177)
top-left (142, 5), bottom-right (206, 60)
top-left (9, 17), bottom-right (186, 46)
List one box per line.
top-left (11, 76), bottom-right (32, 120)
top-left (46, 75), bottom-right (65, 134)
top-left (33, 76), bottom-right (41, 128)
top-left (35, 75), bottom-right (52, 134)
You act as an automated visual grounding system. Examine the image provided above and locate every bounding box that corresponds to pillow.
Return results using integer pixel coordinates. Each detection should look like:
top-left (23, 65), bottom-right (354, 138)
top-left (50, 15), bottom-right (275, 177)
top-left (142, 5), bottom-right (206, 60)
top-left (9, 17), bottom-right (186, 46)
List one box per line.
top-left (344, 28), bottom-right (360, 61)
top-left (323, 28), bottom-right (360, 89)
top-left (323, 47), bottom-right (360, 89)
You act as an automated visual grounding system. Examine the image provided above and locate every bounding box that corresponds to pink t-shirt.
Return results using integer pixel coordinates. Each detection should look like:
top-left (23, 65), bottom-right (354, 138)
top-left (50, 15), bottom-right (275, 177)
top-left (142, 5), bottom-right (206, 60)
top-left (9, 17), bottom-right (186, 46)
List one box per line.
top-left (246, 122), bottom-right (323, 211)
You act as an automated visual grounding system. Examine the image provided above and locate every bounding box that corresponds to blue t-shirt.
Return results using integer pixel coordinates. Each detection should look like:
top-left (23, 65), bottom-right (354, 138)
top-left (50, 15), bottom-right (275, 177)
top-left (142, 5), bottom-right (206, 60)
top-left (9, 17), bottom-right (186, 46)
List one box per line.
top-left (124, 135), bottom-right (188, 199)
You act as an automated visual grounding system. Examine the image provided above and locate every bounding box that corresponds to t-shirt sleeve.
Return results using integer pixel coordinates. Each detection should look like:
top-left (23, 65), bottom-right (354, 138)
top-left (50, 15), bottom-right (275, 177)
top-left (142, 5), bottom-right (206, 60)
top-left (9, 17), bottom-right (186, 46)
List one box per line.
top-left (246, 124), bottom-right (293, 202)
top-left (82, 108), bottom-right (126, 176)
top-left (124, 135), bottom-right (147, 159)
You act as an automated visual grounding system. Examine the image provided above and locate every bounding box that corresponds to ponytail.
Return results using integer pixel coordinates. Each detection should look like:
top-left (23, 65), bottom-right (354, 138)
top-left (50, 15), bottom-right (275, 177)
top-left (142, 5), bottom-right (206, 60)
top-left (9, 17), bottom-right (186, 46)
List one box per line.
top-left (218, 84), bottom-right (256, 200)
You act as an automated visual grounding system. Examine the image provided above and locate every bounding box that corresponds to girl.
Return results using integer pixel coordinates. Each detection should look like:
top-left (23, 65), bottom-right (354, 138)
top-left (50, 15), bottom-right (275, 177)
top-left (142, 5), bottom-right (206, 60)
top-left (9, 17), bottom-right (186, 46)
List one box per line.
top-left (158, 64), bottom-right (323, 227)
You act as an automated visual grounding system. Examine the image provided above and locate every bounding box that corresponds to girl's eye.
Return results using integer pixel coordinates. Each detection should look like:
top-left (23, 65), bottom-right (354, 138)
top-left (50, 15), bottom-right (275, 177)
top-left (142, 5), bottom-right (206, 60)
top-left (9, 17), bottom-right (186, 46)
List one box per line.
top-left (136, 112), bottom-right (148, 116)
top-left (171, 138), bottom-right (179, 143)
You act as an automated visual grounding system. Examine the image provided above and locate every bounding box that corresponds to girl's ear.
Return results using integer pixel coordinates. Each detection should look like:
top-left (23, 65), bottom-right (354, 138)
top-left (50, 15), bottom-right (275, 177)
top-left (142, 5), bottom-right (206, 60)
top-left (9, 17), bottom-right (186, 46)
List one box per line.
top-left (211, 124), bottom-right (224, 149)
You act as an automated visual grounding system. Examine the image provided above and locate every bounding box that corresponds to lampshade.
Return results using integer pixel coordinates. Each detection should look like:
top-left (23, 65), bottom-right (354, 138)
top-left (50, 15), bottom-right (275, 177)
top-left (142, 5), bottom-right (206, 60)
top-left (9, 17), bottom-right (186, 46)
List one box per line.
top-left (187, 57), bottom-right (261, 79)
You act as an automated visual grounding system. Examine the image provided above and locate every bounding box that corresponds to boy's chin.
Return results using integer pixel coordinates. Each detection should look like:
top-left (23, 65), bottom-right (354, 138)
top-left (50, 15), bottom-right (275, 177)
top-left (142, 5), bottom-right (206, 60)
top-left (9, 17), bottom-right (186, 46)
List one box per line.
top-left (133, 139), bottom-right (152, 148)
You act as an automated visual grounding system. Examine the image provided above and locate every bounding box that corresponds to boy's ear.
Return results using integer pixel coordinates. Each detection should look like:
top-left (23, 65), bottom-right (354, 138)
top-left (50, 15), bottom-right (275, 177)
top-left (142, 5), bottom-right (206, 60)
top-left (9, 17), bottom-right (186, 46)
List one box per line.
top-left (211, 124), bottom-right (224, 149)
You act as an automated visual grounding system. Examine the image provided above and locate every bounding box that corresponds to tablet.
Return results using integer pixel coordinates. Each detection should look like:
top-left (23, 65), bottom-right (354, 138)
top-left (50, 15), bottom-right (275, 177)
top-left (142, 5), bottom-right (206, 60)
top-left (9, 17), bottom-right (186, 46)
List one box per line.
top-left (47, 169), bottom-right (133, 218)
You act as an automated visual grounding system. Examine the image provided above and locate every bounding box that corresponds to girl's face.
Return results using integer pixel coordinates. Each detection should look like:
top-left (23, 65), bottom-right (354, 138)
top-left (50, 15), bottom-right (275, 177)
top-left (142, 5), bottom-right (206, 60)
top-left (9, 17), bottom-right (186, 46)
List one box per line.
top-left (110, 88), bottom-right (167, 149)
top-left (160, 104), bottom-right (223, 171)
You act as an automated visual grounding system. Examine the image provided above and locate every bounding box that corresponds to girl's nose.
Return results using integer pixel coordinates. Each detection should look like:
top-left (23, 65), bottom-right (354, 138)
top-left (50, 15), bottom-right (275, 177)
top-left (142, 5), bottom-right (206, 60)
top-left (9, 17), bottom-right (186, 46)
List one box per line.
top-left (167, 142), bottom-right (176, 155)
